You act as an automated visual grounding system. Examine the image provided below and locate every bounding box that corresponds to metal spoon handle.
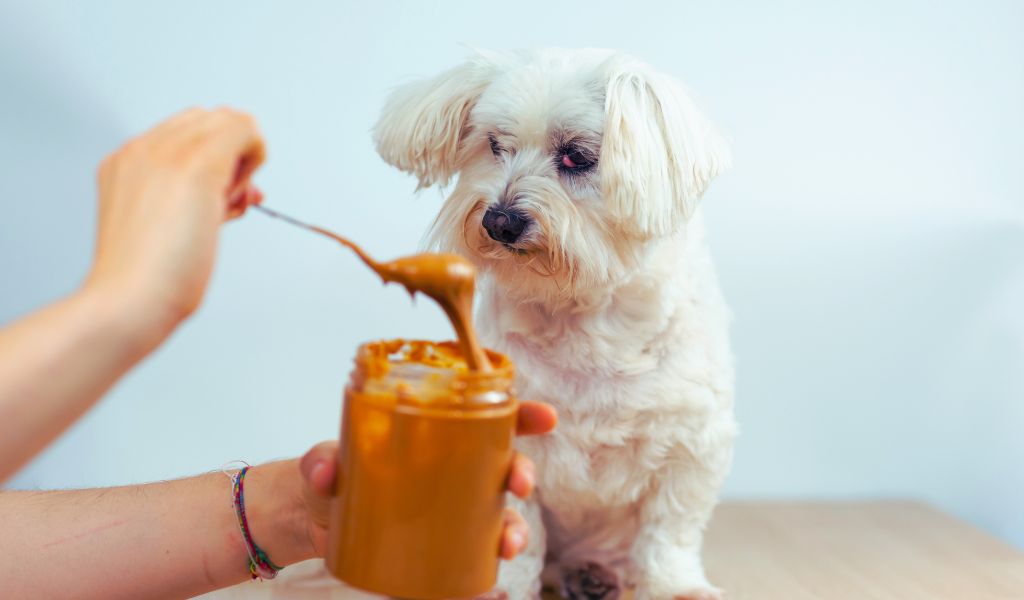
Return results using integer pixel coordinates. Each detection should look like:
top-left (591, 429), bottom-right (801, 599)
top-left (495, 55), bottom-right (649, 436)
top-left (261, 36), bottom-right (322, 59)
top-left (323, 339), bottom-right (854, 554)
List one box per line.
top-left (252, 204), bottom-right (380, 269)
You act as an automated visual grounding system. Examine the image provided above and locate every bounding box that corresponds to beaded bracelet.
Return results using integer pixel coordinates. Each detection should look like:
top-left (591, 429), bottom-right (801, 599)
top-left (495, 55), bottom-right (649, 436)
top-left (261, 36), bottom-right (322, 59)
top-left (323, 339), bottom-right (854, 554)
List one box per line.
top-left (228, 465), bottom-right (283, 580)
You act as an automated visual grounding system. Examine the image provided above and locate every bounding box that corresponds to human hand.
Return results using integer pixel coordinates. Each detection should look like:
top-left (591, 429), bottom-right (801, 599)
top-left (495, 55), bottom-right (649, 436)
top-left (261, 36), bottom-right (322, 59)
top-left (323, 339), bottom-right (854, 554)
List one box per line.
top-left (85, 108), bottom-right (266, 339)
top-left (296, 400), bottom-right (558, 560)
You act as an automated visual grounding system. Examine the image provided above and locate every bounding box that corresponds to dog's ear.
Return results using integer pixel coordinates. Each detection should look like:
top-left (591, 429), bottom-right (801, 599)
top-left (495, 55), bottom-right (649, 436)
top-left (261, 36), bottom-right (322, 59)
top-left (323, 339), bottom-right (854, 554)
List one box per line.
top-left (374, 55), bottom-right (499, 189)
top-left (602, 59), bottom-right (730, 238)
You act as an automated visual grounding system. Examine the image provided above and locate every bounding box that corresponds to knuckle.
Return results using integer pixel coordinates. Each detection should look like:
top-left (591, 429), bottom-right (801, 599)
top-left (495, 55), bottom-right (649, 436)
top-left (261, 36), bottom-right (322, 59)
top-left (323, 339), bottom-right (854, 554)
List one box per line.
top-left (175, 106), bottom-right (207, 122)
top-left (119, 137), bottom-right (153, 162)
top-left (97, 155), bottom-right (114, 179)
top-left (221, 107), bottom-right (258, 130)
top-left (236, 110), bottom-right (257, 127)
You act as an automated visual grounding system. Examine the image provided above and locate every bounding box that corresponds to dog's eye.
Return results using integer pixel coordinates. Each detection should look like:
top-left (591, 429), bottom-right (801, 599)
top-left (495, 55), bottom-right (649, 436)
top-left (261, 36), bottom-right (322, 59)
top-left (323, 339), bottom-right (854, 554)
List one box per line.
top-left (488, 134), bottom-right (502, 157)
top-left (558, 147), bottom-right (595, 172)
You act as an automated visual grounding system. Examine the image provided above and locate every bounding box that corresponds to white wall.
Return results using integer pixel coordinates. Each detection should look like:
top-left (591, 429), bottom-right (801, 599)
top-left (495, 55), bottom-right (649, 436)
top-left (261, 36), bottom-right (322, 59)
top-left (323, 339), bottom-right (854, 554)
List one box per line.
top-left (2, 0), bottom-right (1021, 547)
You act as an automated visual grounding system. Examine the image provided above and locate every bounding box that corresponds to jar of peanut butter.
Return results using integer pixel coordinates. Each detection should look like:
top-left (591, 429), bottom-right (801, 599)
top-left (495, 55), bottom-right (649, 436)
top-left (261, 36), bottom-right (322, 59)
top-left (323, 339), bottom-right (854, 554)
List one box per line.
top-left (326, 339), bottom-right (517, 599)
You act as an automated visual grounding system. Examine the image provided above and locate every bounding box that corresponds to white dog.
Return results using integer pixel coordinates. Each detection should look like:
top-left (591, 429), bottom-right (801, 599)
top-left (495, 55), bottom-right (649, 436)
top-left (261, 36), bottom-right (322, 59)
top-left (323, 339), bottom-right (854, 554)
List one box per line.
top-left (373, 49), bottom-right (737, 600)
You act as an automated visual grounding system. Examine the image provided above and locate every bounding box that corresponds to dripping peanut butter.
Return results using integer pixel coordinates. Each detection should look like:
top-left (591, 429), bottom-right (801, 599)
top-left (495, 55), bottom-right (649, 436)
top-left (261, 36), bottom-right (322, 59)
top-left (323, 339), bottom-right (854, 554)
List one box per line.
top-left (253, 206), bottom-right (514, 598)
top-left (254, 204), bottom-right (491, 369)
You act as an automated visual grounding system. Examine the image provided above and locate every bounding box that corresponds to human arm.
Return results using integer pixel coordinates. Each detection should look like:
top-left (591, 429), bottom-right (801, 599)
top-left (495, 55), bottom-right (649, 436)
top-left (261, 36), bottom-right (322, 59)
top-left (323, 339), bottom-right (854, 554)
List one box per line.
top-left (0, 401), bottom-right (557, 599)
top-left (0, 109), bottom-right (265, 482)
top-left (0, 462), bottom-right (300, 599)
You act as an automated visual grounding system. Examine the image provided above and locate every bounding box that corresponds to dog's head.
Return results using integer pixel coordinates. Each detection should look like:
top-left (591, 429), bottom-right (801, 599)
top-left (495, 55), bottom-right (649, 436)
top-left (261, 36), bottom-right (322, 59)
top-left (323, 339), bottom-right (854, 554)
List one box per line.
top-left (375, 49), bottom-right (729, 305)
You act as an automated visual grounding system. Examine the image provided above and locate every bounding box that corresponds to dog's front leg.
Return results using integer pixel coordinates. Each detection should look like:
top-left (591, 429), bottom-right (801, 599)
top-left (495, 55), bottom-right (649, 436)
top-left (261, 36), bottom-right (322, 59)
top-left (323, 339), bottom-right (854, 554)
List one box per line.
top-left (631, 459), bottom-right (727, 600)
top-left (481, 495), bottom-right (546, 600)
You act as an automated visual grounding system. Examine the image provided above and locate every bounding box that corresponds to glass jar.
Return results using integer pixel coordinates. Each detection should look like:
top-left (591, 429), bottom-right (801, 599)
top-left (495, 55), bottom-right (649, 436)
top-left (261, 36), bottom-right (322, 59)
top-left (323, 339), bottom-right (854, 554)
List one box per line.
top-left (326, 339), bottom-right (518, 599)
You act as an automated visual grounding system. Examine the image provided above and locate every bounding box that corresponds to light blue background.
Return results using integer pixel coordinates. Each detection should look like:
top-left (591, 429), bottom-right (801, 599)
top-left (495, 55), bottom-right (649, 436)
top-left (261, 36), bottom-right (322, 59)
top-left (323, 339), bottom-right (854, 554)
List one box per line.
top-left (2, 1), bottom-right (1022, 548)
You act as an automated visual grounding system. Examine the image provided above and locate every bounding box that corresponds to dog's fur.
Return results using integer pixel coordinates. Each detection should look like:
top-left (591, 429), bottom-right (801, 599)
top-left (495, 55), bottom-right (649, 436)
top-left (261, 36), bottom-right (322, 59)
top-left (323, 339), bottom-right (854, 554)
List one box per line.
top-left (374, 48), bottom-right (736, 600)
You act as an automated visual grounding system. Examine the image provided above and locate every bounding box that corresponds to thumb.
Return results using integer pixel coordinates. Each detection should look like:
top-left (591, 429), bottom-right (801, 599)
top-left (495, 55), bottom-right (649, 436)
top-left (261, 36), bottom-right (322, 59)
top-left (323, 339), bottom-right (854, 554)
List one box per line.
top-left (299, 441), bottom-right (338, 497)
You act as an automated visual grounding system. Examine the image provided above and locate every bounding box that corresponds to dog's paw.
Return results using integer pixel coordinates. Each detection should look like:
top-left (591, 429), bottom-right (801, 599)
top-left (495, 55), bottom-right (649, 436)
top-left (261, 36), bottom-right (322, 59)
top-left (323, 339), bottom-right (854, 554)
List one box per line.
top-left (562, 562), bottom-right (620, 600)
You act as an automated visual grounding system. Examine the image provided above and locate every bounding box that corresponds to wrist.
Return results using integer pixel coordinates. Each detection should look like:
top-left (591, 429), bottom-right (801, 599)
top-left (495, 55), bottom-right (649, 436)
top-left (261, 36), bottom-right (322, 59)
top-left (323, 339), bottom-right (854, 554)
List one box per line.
top-left (243, 460), bottom-right (318, 567)
top-left (75, 277), bottom-right (184, 355)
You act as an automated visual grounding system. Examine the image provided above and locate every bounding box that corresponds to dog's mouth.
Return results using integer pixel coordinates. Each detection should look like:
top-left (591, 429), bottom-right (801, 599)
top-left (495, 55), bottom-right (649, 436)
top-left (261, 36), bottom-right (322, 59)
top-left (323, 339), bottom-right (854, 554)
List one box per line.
top-left (501, 243), bottom-right (528, 256)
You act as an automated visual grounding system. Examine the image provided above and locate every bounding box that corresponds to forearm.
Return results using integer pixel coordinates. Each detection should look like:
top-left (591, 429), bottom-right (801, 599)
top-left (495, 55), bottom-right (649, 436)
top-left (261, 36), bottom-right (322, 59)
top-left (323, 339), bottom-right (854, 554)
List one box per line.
top-left (0, 285), bottom-right (175, 482)
top-left (0, 459), bottom-right (313, 599)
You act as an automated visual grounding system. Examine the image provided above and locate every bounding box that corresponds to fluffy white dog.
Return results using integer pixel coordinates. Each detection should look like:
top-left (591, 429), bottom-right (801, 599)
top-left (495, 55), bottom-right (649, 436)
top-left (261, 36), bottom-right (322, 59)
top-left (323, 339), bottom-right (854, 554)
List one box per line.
top-left (373, 48), bottom-right (737, 600)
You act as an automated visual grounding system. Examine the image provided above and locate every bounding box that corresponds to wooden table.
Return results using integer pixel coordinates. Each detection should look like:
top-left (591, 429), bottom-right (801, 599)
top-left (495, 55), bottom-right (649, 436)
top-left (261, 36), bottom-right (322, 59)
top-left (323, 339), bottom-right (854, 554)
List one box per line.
top-left (699, 501), bottom-right (1024, 600)
top-left (198, 501), bottom-right (1024, 600)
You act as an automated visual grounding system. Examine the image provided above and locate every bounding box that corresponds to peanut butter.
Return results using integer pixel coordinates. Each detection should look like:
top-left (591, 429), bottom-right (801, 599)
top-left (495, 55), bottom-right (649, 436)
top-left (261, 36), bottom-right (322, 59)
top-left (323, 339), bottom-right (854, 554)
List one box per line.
top-left (253, 206), bottom-right (513, 598)
top-left (372, 254), bottom-right (490, 372)
top-left (326, 341), bottom-right (516, 599)
top-left (253, 205), bottom-right (490, 371)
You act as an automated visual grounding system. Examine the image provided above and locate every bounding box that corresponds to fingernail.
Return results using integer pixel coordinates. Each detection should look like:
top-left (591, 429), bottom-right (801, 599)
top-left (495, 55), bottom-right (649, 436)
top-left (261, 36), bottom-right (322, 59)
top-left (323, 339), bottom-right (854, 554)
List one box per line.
top-left (227, 186), bottom-right (245, 208)
top-left (509, 531), bottom-right (525, 551)
top-left (310, 462), bottom-right (327, 485)
top-left (521, 466), bottom-right (535, 492)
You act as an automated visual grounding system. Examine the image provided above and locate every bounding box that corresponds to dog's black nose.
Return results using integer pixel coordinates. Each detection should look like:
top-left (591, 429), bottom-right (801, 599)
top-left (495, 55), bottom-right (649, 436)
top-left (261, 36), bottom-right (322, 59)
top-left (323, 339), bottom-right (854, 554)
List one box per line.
top-left (482, 207), bottom-right (528, 244)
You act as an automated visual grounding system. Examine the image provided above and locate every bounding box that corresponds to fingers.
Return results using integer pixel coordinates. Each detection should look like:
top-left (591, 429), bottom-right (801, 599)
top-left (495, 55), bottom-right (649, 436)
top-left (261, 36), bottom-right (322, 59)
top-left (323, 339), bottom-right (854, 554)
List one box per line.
top-left (225, 115), bottom-right (266, 185)
top-left (299, 441), bottom-right (338, 498)
top-left (201, 108), bottom-right (266, 183)
top-left (138, 107), bottom-right (267, 196)
top-left (201, 110), bottom-right (266, 218)
top-left (147, 106), bottom-right (208, 138)
top-left (516, 400), bottom-right (557, 436)
top-left (226, 183), bottom-right (264, 220)
top-left (500, 507), bottom-right (529, 560)
top-left (506, 452), bottom-right (535, 499)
